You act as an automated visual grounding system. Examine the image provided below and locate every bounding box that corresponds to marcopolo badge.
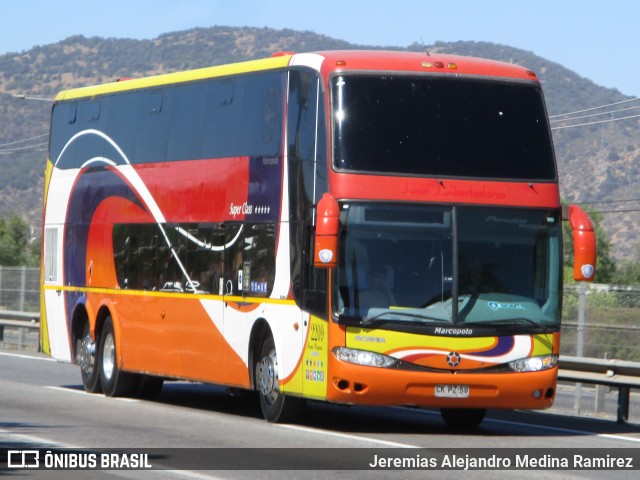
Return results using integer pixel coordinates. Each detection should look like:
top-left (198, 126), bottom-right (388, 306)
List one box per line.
top-left (580, 264), bottom-right (594, 279)
top-left (318, 249), bottom-right (334, 264)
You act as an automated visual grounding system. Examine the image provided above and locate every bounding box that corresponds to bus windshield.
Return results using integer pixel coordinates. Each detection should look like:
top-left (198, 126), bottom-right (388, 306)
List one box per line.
top-left (335, 204), bottom-right (562, 329)
top-left (332, 74), bottom-right (556, 180)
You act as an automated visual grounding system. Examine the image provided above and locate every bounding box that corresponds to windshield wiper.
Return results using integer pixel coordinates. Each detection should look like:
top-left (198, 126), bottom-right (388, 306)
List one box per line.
top-left (362, 311), bottom-right (450, 327)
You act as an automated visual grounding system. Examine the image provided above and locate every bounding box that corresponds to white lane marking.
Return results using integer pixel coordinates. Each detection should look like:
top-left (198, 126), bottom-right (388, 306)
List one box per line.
top-left (160, 472), bottom-right (227, 480)
top-left (275, 423), bottom-right (420, 448)
top-left (0, 351), bottom-right (56, 362)
top-left (0, 428), bottom-right (73, 447)
top-left (44, 385), bottom-right (140, 402)
top-left (6, 351), bottom-right (638, 446)
top-left (486, 416), bottom-right (640, 444)
top-left (404, 407), bottom-right (640, 445)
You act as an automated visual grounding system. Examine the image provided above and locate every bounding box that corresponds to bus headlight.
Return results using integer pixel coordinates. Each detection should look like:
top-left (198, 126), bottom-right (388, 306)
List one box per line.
top-left (333, 347), bottom-right (397, 368)
top-left (509, 355), bottom-right (558, 372)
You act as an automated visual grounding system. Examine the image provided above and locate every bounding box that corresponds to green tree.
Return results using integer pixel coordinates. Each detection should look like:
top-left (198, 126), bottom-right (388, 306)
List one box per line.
top-left (613, 245), bottom-right (640, 285)
top-left (0, 214), bottom-right (40, 267)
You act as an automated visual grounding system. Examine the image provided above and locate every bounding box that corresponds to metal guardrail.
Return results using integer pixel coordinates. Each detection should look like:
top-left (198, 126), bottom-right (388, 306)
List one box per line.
top-left (558, 356), bottom-right (640, 424)
top-left (0, 313), bottom-right (40, 348)
top-left (0, 314), bottom-right (638, 423)
top-left (0, 310), bottom-right (40, 321)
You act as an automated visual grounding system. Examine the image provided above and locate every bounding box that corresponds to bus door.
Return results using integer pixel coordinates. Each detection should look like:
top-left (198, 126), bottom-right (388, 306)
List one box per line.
top-left (42, 225), bottom-right (71, 361)
top-left (176, 222), bottom-right (244, 384)
top-left (221, 221), bottom-right (279, 378)
top-left (221, 223), bottom-right (245, 297)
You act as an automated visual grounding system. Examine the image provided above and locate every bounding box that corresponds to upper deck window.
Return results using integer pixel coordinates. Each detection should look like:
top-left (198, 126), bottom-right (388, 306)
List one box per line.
top-left (49, 72), bottom-right (283, 169)
top-left (332, 74), bottom-right (556, 181)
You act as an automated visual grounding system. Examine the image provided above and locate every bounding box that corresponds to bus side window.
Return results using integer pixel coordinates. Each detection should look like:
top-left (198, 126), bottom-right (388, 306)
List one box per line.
top-left (222, 224), bottom-right (244, 296)
top-left (167, 83), bottom-right (207, 161)
top-left (203, 79), bottom-right (242, 158)
top-left (105, 92), bottom-right (138, 163)
top-left (287, 70), bottom-right (328, 317)
top-left (136, 89), bottom-right (171, 164)
top-left (304, 209), bottom-right (328, 317)
top-left (241, 73), bottom-right (282, 156)
top-left (73, 99), bottom-right (108, 168)
top-left (243, 223), bottom-right (276, 298)
top-left (49, 102), bottom-right (79, 168)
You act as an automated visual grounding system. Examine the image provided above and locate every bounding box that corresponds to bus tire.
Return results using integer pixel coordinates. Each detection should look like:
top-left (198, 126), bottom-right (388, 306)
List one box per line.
top-left (440, 408), bottom-right (486, 430)
top-left (76, 320), bottom-right (102, 393)
top-left (98, 316), bottom-right (138, 397)
top-left (255, 336), bottom-right (305, 423)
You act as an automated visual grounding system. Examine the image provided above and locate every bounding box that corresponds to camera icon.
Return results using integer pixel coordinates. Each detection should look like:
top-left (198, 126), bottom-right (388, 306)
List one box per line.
top-left (7, 450), bottom-right (40, 468)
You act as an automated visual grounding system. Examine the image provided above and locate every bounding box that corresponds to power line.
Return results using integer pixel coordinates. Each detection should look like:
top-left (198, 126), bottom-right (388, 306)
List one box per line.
top-left (577, 198), bottom-right (640, 205)
top-left (549, 103), bottom-right (640, 124)
top-left (0, 131), bottom-right (49, 156)
top-left (548, 96), bottom-right (640, 130)
top-left (549, 97), bottom-right (640, 119)
top-left (0, 132), bottom-right (48, 148)
top-left (593, 208), bottom-right (640, 214)
top-left (0, 142), bottom-right (48, 154)
top-left (550, 112), bottom-right (640, 130)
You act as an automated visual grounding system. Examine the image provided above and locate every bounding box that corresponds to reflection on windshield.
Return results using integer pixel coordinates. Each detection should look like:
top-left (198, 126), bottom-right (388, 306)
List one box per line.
top-left (335, 204), bottom-right (562, 329)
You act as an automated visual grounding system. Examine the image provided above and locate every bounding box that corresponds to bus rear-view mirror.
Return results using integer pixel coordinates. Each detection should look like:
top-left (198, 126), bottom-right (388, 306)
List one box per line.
top-left (569, 205), bottom-right (597, 282)
top-left (314, 193), bottom-right (339, 268)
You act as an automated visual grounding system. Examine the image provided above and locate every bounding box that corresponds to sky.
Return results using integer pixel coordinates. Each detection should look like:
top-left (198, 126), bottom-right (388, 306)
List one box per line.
top-left (1, 0), bottom-right (639, 97)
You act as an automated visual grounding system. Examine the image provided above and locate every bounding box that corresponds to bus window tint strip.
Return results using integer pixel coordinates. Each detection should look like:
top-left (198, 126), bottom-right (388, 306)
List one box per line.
top-left (112, 222), bottom-right (276, 297)
top-left (49, 72), bottom-right (284, 168)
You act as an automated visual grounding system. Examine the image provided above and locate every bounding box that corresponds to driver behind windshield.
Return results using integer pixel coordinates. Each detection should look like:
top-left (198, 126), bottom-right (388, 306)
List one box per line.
top-left (359, 265), bottom-right (396, 311)
top-left (459, 258), bottom-right (505, 295)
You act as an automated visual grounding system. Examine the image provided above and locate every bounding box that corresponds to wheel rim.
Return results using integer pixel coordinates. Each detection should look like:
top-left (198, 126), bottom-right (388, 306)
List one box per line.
top-left (79, 334), bottom-right (95, 374)
top-left (257, 349), bottom-right (279, 405)
top-left (102, 333), bottom-right (115, 381)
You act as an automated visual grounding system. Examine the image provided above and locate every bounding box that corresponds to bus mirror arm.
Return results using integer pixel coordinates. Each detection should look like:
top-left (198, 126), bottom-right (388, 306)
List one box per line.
top-left (314, 193), bottom-right (339, 269)
top-left (568, 205), bottom-right (597, 282)
top-left (304, 205), bottom-right (315, 227)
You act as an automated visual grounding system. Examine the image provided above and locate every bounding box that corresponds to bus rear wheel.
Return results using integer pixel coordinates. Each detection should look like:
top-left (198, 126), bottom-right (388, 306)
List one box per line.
top-left (255, 336), bottom-right (305, 423)
top-left (76, 321), bottom-right (102, 393)
top-left (440, 408), bottom-right (487, 430)
top-left (98, 316), bottom-right (138, 397)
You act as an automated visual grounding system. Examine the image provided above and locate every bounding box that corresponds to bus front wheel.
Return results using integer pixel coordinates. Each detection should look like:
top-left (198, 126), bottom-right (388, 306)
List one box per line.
top-left (98, 316), bottom-right (138, 397)
top-left (255, 336), bottom-right (305, 423)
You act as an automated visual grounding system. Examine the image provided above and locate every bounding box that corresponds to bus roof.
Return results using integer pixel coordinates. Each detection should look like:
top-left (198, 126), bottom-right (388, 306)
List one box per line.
top-left (55, 50), bottom-right (538, 102)
top-left (54, 54), bottom-right (293, 101)
top-left (310, 50), bottom-right (539, 81)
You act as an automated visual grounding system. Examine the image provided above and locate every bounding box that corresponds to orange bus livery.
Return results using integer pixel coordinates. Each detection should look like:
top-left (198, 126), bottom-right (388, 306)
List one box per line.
top-left (41, 50), bottom-right (596, 428)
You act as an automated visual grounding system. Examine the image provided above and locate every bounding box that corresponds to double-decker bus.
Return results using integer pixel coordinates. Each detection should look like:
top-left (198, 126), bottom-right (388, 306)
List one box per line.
top-left (41, 50), bottom-right (596, 428)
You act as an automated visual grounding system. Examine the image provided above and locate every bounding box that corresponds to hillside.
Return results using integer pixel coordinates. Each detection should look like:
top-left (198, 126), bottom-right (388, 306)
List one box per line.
top-left (0, 27), bottom-right (638, 259)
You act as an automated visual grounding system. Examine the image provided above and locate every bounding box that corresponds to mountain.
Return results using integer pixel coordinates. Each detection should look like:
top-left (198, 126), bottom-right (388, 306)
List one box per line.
top-left (0, 27), bottom-right (638, 259)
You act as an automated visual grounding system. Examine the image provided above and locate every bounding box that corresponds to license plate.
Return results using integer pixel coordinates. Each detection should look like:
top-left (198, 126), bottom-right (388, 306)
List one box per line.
top-left (435, 384), bottom-right (470, 398)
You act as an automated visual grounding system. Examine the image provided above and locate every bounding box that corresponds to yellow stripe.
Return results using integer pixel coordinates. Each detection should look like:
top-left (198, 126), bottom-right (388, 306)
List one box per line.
top-left (55, 55), bottom-right (292, 101)
top-left (39, 290), bottom-right (50, 354)
top-left (42, 284), bottom-right (295, 306)
top-left (40, 158), bottom-right (55, 355)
